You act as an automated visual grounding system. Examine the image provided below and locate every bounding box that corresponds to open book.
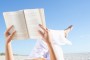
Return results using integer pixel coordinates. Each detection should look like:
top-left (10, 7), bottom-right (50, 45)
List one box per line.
top-left (3, 8), bottom-right (46, 40)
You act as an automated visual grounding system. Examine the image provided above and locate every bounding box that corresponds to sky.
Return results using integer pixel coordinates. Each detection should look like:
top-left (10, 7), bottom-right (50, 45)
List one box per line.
top-left (0, 0), bottom-right (90, 55)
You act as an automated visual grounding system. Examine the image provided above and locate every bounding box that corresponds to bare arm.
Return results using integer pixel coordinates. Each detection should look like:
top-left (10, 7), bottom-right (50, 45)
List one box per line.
top-left (5, 25), bottom-right (46, 60)
top-left (46, 40), bottom-right (56, 60)
top-left (5, 25), bottom-right (16, 60)
top-left (5, 25), bottom-right (45, 60)
top-left (38, 24), bottom-right (57, 60)
top-left (5, 25), bottom-right (57, 60)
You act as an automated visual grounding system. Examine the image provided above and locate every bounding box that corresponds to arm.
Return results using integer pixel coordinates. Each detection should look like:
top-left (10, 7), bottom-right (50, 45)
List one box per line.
top-left (46, 40), bottom-right (56, 60)
top-left (5, 26), bottom-right (45, 60)
top-left (5, 25), bottom-right (16, 60)
top-left (38, 24), bottom-right (57, 60)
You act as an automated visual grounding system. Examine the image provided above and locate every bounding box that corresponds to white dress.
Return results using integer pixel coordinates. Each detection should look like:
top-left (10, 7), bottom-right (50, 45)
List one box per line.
top-left (26, 29), bottom-right (72, 60)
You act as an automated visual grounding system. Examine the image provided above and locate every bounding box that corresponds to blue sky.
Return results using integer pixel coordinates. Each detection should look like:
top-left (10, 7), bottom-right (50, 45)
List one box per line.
top-left (0, 0), bottom-right (90, 55)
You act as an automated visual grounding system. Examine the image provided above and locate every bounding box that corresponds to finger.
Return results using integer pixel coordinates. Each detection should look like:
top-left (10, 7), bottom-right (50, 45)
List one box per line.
top-left (39, 24), bottom-right (47, 32)
top-left (38, 30), bottom-right (44, 38)
top-left (38, 30), bottom-right (46, 41)
top-left (5, 25), bottom-right (13, 35)
top-left (7, 31), bottom-right (16, 42)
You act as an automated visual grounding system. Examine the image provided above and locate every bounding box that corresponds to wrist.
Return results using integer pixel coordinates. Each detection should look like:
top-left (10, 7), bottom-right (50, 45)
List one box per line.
top-left (6, 42), bottom-right (11, 47)
top-left (47, 41), bottom-right (52, 47)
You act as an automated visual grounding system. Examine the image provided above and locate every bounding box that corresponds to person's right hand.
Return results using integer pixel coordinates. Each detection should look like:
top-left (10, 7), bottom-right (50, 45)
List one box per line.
top-left (38, 24), bottom-right (50, 44)
top-left (5, 25), bottom-right (16, 44)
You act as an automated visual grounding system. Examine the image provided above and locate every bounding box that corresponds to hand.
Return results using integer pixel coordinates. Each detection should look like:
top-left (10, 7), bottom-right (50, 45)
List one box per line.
top-left (38, 24), bottom-right (50, 44)
top-left (5, 25), bottom-right (16, 44)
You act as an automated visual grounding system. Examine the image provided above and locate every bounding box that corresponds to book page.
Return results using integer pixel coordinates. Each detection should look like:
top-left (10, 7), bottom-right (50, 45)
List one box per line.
top-left (3, 10), bottom-right (29, 40)
top-left (24, 8), bottom-right (46, 39)
top-left (39, 9), bottom-right (46, 28)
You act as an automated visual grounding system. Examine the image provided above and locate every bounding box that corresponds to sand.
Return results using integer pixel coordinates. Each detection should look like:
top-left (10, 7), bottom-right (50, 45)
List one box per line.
top-left (0, 53), bottom-right (90, 60)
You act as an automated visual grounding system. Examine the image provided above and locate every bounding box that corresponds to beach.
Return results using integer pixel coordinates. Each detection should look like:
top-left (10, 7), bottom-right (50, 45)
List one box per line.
top-left (0, 53), bottom-right (90, 60)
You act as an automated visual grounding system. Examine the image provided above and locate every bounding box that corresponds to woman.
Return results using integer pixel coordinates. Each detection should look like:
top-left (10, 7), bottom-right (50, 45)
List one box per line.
top-left (5, 24), bottom-right (57, 60)
top-left (5, 24), bottom-right (73, 60)
top-left (27, 25), bottom-right (73, 60)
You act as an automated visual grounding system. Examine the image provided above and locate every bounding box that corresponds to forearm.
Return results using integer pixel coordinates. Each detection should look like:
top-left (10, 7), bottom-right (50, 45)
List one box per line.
top-left (5, 43), bottom-right (14, 60)
top-left (47, 42), bottom-right (57, 60)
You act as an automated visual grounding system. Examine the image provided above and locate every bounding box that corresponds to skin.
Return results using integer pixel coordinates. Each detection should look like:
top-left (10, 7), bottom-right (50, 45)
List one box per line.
top-left (5, 24), bottom-right (73, 60)
top-left (38, 24), bottom-right (57, 60)
top-left (5, 25), bottom-right (16, 60)
top-left (5, 24), bottom-right (57, 60)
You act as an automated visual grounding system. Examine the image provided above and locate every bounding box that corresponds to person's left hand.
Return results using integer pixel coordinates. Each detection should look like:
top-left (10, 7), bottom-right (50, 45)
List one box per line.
top-left (5, 25), bottom-right (16, 44)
